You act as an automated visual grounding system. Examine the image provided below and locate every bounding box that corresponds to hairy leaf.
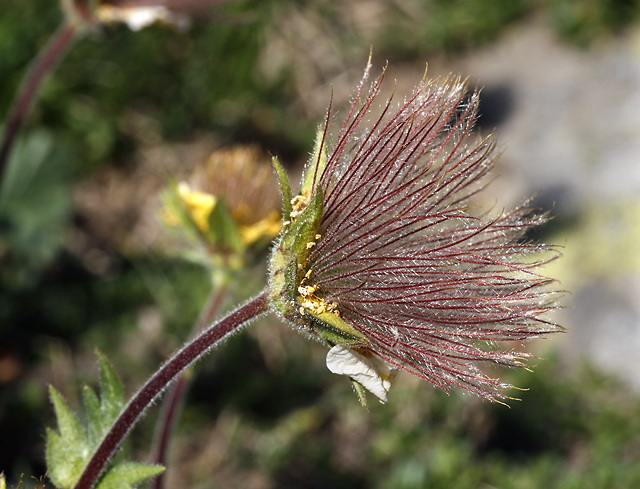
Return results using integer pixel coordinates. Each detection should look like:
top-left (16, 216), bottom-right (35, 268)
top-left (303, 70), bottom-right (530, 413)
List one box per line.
top-left (96, 462), bottom-right (164, 489)
top-left (46, 352), bottom-right (163, 489)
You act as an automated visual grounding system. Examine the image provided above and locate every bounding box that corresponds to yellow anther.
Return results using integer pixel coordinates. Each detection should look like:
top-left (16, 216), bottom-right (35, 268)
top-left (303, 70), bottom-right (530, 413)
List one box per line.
top-left (290, 192), bottom-right (311, 220)
top-left (298, 284), bottom-right (318, 298)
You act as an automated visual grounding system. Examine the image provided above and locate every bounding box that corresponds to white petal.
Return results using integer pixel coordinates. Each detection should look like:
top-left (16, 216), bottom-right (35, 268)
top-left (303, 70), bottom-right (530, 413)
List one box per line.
top-left (326, 345), bottom-right (395, 403)
top-left (97, 6), bottom-right (190, 31)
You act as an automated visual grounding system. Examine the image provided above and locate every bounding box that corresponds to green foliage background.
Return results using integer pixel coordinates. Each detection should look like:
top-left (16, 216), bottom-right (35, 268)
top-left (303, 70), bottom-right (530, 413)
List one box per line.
top-left (1, 0), bottom-right (640, 487)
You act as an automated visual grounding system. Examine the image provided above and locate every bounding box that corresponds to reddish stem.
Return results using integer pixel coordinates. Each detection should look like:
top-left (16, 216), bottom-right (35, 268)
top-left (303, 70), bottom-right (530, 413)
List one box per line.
top-left (0, 22), bottom-right (79, 185)
top-left (72, 290), bottom-right (268, 489)
top-left (152, 374), bottom-right (189, 487)
top-left (152, 284), bottom-right (228, 489)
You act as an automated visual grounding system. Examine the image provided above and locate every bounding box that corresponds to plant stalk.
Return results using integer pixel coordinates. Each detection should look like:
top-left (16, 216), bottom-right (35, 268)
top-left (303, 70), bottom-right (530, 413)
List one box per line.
top-left (0, 21), bottom-right (79, 186)
top-left (72, 289), bottom-right (268, 489)
top-left (152, 283), bottom-right (228, 489)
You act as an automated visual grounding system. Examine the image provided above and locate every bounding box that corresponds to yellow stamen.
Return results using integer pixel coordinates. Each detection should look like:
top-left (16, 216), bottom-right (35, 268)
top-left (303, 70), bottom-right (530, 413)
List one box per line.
top-left (290, 191), bottom-right (311, 220)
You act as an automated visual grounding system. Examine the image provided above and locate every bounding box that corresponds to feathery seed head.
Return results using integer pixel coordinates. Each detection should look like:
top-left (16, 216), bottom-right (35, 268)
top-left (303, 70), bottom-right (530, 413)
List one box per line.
top-left (268, 61), bottom-right (564, 405)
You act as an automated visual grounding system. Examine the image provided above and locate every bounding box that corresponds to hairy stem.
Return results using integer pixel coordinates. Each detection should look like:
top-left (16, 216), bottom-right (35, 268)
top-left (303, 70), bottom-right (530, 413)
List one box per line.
top-left (0, 21), bottom-right (79, 186)
top-left (72, 290), bottom-right (269, 489)
top-left (152, 284), bottom-right (228, 489)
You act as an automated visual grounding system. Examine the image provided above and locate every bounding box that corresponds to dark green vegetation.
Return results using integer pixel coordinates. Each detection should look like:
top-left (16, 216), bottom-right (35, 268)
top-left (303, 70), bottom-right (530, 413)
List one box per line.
top-left (2, 0), bottom-right (639, 487)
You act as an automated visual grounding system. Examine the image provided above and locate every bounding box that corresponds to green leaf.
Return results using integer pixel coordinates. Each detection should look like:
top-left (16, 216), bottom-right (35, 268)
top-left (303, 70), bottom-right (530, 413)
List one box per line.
top-left (0, 130), bottom-right (76, 288)
top-left (46, 352), bottom-right (161, 489)
top-left (96, 462), bottom-right (164, 489)
top-left (96, 350), bottom-right (124, 423)
top-left (46, 423), bottom-right (88, 488)
top-left (46, 387), bottom-right (91, 489)
top-left (82, 385), bottom-right (102, 447)
top-left (272, 156), bottom-right (292, 219)
top-left (49, 386), bottom-right (88, 450)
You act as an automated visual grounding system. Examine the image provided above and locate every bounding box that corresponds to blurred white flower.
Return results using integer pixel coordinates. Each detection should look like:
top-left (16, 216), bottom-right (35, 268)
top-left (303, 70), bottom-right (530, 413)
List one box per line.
top-left (96, 4), bottom-right (190, 31)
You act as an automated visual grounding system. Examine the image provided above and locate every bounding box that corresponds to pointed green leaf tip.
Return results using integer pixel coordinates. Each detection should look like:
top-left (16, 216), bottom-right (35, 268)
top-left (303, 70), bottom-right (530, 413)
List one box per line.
top-left (46, 351), bottom-right (164, 489)
top-left (96, 350), bottom-right (124, 422)
top-left (96, 462), bottom-right (164, 489)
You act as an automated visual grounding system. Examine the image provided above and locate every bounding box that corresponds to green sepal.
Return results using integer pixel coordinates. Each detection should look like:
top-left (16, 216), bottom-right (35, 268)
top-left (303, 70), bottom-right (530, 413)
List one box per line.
top-left (268, 185), bottom-right (323, 317)
top-left (351, 380), bottom-right (369, 408)
top-left (307, 310), bottom-right (367, 345)
top-left (283, 260), bottom-right (298, 300)
top-left (280, 185), bottom-right (323, 258)
top-left (96, 462), bottom-right (165, 489)
top-left (272, 156), bottom-right (292, 219)
top-left (206, 196), bottom-right (244, 253)
top-left (301, 128), bottom-right (328, 197)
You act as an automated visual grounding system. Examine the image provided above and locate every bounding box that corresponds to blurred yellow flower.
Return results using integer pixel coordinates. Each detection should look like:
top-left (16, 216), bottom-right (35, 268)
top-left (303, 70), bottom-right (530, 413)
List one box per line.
top-left (160, 145), bottom-right (282, 270)
top-left (239, 210), bottom-right (281, 246)
top-left (176, 182), bottom-right (217, 234)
